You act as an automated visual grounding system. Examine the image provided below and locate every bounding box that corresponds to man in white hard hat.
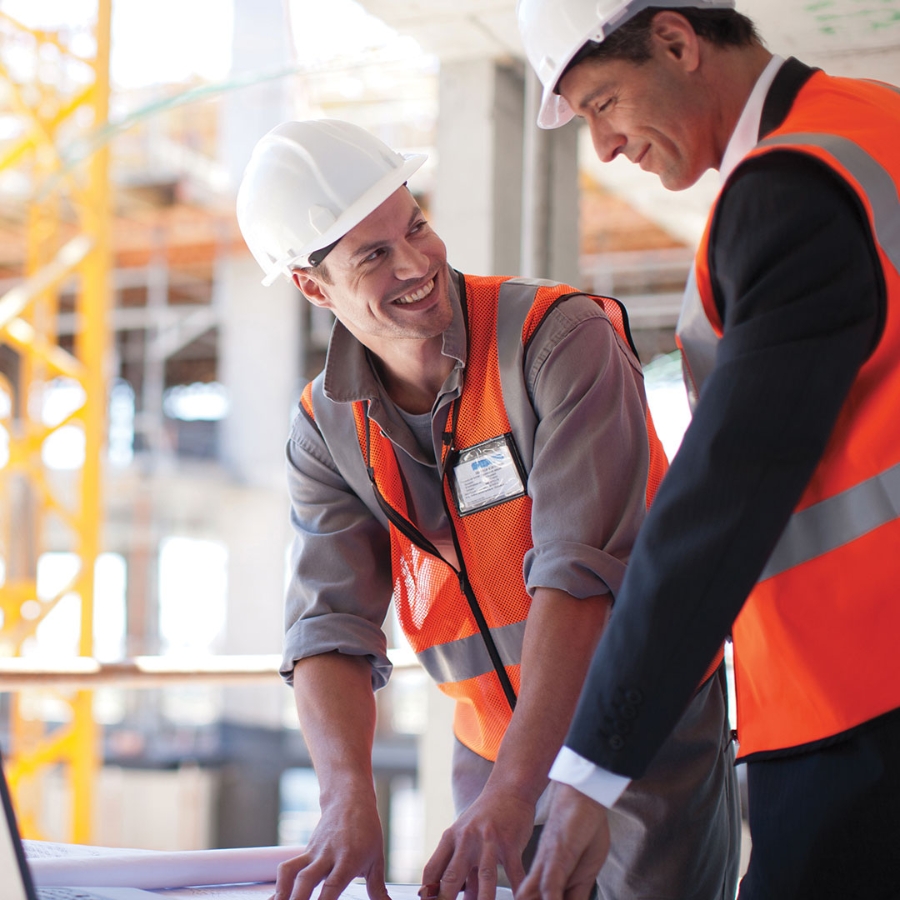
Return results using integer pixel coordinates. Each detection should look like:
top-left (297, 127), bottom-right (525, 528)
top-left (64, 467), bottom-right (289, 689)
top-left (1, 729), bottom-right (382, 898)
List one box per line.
top-left (516, 2), bottom-right (900, 898)
top-left (236, 119), bottom-right (740, 900)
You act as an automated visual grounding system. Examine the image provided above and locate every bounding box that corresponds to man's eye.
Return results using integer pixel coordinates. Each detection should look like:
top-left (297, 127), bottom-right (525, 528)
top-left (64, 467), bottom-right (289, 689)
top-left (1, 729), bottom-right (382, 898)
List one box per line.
top-left (364, 248), bottom-right (385, 263)
top-left (597, 97), bottom-right (615, 114)
top-left (410, 220), bottom-right (427, 235)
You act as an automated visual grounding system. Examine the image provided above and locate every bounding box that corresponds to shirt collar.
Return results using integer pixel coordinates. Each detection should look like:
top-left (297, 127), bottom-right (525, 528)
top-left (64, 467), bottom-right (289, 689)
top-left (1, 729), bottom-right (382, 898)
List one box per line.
top-left (322, 264), bottom-right (467, 405)
top-left (719, 55), bottom-right (785, 184)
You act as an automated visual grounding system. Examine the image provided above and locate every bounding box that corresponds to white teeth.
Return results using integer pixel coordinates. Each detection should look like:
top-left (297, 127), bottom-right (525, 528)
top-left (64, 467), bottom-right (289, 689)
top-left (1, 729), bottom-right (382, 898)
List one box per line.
top-left (394, 278), bottom-right (434, 305)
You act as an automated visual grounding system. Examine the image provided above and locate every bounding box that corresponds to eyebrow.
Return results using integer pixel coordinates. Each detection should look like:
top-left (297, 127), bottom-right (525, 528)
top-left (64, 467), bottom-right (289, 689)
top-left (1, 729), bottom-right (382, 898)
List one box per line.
top-left (348, 207), bottom-right (424, 264)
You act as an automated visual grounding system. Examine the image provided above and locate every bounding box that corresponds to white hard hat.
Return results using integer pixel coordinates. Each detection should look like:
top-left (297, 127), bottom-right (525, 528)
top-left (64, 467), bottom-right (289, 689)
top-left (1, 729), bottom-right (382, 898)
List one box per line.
top-left (236, 119), bottom-right (427, 286)
top-left (516, 0), bottom-right (736, 129)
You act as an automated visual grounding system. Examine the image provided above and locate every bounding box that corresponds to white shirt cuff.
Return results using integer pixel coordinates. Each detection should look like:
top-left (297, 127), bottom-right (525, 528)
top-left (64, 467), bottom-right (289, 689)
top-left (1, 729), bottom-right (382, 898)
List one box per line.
top-left (548, 746), bottom-right (632, 809)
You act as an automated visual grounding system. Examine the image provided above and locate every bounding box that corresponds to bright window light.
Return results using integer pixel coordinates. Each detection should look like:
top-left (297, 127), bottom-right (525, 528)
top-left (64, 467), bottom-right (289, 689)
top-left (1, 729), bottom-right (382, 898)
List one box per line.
top-left (42, 424), bottom-right (86, 470)
top-left (158, 536), bottom-right (227, 656)
top-left (94, 553), bottom-right (127, 662)
top-left (40, 378), bottom-right (86, 427)
top-left (26, 552), bottom-right (127, 659)
top-left (0, 0), bottom-right (233, 88)
top-left (163, 382), bottom-right (229, 422)
top-left (40, 379), bottom-right (88, 470)
top-left (643, 351), bottom-right (692, 460)
top-left (37, 551), bottom-right (80, 602)
top-left (108, 379), bottom-right (135, 467)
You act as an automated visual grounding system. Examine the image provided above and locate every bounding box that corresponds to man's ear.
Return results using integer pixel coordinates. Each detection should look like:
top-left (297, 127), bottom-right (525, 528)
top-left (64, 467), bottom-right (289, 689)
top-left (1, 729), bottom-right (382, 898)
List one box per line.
top-left (292, 269), bottom-right (332, 309)
top-left (650, 10), bottom-right (701, 72)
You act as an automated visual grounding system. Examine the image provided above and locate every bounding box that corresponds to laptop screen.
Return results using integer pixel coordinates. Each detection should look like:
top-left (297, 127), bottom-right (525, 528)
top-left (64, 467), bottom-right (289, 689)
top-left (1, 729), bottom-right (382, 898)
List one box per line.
top-left (0, 750), bottom-right (35, 900)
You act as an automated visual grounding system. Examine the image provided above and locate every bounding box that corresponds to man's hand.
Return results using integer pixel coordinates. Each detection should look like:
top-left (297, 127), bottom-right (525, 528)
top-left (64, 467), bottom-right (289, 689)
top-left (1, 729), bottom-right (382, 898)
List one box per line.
top-left (272, 795), bottom-right (389, 900)
top-left (515, 783), bottom-right (610, 900)
top-left (421, 789), bottom-right (535, 900)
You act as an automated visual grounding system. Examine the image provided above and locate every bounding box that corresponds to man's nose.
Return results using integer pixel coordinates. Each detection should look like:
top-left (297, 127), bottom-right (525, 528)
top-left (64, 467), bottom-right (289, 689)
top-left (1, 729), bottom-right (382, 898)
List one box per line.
top-left (393, 239), bottom-right (430, 278)
top-left (590, 120), bottom-right (627, 164)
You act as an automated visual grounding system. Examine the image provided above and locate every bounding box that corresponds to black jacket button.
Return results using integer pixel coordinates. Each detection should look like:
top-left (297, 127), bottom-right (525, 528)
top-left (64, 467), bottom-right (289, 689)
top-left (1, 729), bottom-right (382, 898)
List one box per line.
top-left (625, 689), bottom-right (643, 705)
top-left (609, 735), bottom-right (625, 750)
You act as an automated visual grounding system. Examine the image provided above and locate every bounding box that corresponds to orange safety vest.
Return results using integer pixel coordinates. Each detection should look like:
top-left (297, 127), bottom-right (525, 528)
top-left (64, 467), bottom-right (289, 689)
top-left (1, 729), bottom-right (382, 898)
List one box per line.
top-left (303, 274), bottom-right (718, 761)
top-left (678, 71), bottom-right (900, 758)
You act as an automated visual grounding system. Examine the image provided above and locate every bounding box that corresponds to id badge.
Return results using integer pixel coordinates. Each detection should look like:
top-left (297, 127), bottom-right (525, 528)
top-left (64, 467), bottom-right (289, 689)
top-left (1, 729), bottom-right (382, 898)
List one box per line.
top-left (449, 434), bottom-right (527, 516)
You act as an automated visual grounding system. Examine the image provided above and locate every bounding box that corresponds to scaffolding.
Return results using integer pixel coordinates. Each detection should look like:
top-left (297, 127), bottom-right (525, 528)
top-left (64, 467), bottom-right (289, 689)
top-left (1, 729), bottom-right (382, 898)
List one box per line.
top-left (0, 1), bottom-right (111, 841)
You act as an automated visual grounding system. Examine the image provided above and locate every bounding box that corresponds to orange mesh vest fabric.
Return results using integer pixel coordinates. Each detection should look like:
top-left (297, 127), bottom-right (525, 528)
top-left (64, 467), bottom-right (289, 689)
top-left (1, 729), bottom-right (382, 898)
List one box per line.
top-left (686, 71), bottom-right (900, 757)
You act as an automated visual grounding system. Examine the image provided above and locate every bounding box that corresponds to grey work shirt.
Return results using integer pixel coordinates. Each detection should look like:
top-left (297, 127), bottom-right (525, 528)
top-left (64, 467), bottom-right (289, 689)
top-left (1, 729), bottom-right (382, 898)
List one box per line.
top-left (282, 266), bottom-right (652, 694)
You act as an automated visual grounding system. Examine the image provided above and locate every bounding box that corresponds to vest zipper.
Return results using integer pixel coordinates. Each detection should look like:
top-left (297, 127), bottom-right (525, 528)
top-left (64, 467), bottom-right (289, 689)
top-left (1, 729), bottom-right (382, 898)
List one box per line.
top-left (442, 486), bottom-right (518, 712)
top-left (364, 409), bottom-right (518, 713)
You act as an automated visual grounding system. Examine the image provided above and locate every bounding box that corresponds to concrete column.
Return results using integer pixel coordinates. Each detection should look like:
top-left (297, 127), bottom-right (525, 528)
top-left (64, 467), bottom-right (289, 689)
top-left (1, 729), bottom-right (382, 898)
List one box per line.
top-left (545, 121), bottom-right (580, 285)
top-left (219, 0), bottom-right (293, 191)
top-left (433, 58), bottom-right (580, 285)
top-left (218, 0), bottom-right (301, 490)
top-left (217, 256), bottom-right (299, 488)
top-left (219, 477), bottom-right (294, 730)
top-left (433, 58), bottom-right (524, 276)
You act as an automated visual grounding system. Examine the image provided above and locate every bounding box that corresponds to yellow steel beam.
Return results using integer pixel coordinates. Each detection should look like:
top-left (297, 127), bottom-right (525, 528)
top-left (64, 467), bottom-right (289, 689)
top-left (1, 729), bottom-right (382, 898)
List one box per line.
top-left (0, 236), bottom-right (93, 329)
top-left (1, 319), bottom-right (87, 380)
top-left (0, 0), bottom-right (111, 844)
top-left (69, 0), bottom-right (112, 844)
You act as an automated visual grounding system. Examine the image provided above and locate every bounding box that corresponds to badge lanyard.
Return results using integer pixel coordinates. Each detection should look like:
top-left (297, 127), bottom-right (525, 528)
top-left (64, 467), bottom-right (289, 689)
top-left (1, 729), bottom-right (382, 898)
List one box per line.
top-left (364, 400), bottom-right (519, 712)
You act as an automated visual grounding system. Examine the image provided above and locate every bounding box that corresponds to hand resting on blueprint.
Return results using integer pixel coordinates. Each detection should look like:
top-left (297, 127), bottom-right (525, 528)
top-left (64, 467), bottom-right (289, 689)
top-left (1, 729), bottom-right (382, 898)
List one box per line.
top-left (420, 788), bottom-right (534, 900)
top-left (271, 795), bottom-right (387, 900)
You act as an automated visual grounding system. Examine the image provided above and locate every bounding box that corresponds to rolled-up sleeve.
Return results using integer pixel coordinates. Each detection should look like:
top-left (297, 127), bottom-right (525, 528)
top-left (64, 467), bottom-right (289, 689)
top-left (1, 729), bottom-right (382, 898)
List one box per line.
top-left (523, 296), bottom-right (651, 600)
top-left (282, 409), bottom-right (394, 689)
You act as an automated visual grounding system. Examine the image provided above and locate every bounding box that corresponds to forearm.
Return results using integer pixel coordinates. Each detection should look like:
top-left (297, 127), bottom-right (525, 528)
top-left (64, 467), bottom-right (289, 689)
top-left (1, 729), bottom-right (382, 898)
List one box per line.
top-left (486, 587), bottom-right (610, 805)
top-left (293, 651), bottom-right (378, 807)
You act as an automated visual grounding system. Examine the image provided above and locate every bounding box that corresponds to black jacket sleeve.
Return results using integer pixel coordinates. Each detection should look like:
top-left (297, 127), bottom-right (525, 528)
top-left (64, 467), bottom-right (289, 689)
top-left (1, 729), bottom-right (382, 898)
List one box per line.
top-left (565, 150), bottom-right (884, 777)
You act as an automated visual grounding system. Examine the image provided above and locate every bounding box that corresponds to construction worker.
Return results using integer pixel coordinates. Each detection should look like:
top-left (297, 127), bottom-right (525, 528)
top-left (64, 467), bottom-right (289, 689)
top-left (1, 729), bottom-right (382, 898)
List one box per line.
top-left (236, 119), bottom-right (739, 900)
top-left (516, 1), bottom-right (900, 898)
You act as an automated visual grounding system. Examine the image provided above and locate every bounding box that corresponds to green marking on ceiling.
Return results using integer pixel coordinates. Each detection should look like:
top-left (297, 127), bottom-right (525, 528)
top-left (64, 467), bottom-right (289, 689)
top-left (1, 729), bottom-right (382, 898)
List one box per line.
top-left (803, 0), bottom-right (900, 35)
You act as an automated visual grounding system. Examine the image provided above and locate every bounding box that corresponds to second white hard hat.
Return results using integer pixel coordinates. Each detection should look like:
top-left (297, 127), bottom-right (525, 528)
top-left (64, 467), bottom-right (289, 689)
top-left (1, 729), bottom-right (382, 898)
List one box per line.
top-left (236, 119), bottom-right (427, 286)
top-left (516, 0), bottom-right (735, 130)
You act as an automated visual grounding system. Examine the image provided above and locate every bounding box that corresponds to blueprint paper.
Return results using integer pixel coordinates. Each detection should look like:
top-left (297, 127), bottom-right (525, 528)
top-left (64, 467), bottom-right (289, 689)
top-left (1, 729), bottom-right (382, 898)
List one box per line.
top-left (154, 885), bottom-right (275, 899)
top-left (27, 844), bottom-right (304, 889)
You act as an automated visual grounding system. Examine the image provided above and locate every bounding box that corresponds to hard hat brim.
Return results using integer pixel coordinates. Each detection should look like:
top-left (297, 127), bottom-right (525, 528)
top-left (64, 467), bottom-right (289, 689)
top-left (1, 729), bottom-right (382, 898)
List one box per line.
top-left (292, 152), bottom-right (427, 271)
top-left (538, 89), bottom-right (576, 130)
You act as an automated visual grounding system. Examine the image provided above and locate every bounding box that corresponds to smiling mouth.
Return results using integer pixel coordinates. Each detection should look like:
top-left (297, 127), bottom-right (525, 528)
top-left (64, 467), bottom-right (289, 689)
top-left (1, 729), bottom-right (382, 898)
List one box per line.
top-left (393, 277), bottom-right (435, 306)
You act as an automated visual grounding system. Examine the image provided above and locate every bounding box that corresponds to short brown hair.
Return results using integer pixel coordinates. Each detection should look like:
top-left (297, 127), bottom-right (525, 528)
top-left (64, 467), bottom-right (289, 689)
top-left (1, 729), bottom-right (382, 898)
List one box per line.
top-left (563, 7), bottom-right (760, 74)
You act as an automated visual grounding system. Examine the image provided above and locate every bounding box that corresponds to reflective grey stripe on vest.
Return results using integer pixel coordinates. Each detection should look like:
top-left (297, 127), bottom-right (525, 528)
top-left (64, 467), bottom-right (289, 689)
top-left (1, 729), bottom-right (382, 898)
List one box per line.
top-left (416, 619), bottom-right (527, 683)
top-left (862, 79), bottom-right (900, 98)
top-left (760, 459), bottom-right (900, 580)
top-left (496, 278), bottom-right (548, 473)
top-left (675, 266), bottom-right (719, 409)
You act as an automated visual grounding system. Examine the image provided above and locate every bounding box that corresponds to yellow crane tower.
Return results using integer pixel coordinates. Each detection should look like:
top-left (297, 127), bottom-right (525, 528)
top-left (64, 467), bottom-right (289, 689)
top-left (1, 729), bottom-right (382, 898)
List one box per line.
top-left (0, 0), bottom-right (111, 842)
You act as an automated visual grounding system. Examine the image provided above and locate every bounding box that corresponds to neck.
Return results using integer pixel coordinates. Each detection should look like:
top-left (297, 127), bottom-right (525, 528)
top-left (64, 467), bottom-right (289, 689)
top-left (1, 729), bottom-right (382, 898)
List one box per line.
top-left (370, 335), bottom-right (454, 415)
top-left (708, 42), bottom-right (773, 166)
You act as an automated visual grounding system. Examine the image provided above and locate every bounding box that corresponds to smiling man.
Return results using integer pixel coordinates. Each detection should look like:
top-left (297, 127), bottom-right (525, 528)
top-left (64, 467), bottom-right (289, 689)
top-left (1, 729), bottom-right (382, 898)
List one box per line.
top-left (236, 119), bottom-right (739, 900)
top-left (517, 2), bottom-right (900, 898)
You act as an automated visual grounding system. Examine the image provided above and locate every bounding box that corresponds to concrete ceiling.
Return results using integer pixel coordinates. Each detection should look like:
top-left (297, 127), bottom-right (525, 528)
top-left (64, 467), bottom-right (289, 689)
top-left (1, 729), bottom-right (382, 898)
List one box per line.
top-left (358, 1), bottom-right (900, 247)
top-left (360, 1), bottom-right (900, 76)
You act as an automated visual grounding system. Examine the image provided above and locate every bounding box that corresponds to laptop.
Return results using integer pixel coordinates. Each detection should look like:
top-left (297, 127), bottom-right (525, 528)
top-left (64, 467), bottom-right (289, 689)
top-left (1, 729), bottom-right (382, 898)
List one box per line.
top-left (0, 748), bottom-right (160, 900)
